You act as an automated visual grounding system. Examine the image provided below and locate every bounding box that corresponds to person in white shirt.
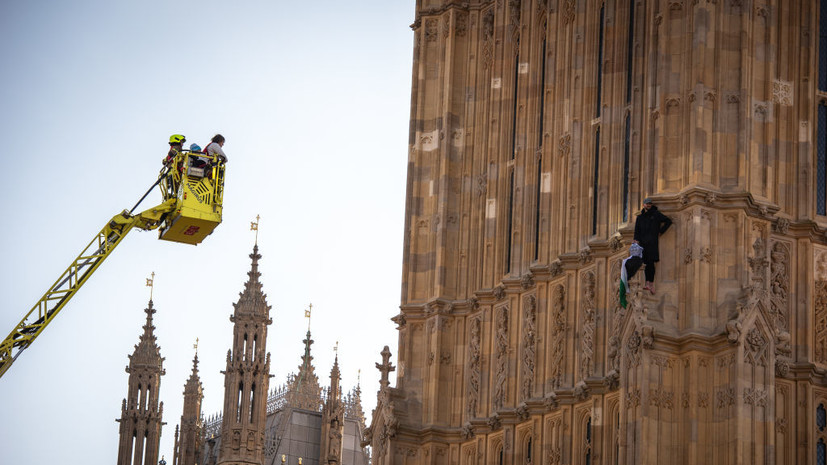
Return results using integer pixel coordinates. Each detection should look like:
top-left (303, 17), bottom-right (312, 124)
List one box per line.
top-left (204, 134), bottom-right (227, 164)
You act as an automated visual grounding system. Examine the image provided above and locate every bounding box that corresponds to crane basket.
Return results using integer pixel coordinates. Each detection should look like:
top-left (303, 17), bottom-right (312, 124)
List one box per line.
top-left (158, 150), bottom-right (225, 245)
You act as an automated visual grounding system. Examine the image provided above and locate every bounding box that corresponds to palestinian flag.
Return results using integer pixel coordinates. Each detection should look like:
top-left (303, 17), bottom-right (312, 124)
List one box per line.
top-left (619, 244), bottom-right (644, 308)
top-left (620, 257), bottom-right (630, 308)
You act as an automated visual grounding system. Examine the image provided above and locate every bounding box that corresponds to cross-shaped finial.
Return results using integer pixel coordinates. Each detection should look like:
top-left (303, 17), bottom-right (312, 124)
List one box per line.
top-left (250, 214), bottom-right (260, 245)
top-left (193, 337), bottom-right (199, 354)
top-left (146, 272), bottom-right (155, 300)
top-left (305, 303), bottom-right (312, 331)
top-left (357, 369), bottom-right (361, 387)
top-left (334, 340), bottom-right (339, 355)
top-left (376, 345), bottom-right (395, 390)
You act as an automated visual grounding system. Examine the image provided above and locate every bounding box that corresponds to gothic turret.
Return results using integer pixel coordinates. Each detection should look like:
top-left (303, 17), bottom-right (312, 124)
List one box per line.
top-left (286, 327), bottom-right (322, 411)
top-left (320, 354), bottom-right (344, 465)
top-left (173, 347), bottom-right (203, 465)
top-left (116, 300), bottom-right (166, 465)
top-left (217, 244), bottom-right (272, 465)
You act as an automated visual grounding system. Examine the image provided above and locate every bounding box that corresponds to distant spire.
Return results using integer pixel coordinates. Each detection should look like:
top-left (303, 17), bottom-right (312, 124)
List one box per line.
top-left (286, 314), bottom-right (322, 410)
top-left (129, 299), bottom-right (164, 367)
top-left (232, 241), bottom-right (271, 319)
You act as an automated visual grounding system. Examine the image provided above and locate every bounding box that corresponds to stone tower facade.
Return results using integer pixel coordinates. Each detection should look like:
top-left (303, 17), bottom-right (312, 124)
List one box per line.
top-left (117, 300), bottom-right (165, 465)
top-left (320, 355), bottom-right (345, 465)
top-left (217, 245), bottom-right (273, 465)
top-left (367, 1), bottom-right (827, 464)
top-left (174, 351), bottom-right (204, 465)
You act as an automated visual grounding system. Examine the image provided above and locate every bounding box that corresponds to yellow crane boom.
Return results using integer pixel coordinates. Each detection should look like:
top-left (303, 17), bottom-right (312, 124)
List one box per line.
top-left (0, 149), bottom-right (225, 379)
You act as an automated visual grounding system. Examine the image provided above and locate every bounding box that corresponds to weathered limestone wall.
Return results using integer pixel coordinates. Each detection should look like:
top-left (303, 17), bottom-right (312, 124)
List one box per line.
top-left (369, 1), bottom-right (827, 464)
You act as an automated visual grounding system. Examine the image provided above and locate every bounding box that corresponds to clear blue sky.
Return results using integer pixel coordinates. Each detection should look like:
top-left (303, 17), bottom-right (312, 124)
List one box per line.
top-left (0, 1), bottom-right (413, 463)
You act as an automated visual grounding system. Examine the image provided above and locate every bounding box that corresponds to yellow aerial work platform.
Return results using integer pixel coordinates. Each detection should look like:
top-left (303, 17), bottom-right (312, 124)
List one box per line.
top-left (158, 150), bottom-right (226, 244)
top-left (0, 147), bottom-right (226, 379)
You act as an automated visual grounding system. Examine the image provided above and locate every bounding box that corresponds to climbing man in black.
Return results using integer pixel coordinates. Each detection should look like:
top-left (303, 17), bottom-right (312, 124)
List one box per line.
top-left (633, 197), bottom-right (672, 294)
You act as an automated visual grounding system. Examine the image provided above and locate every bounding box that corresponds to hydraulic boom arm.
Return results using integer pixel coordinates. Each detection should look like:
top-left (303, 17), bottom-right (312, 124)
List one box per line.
top-left (0, 199), bottom-right (176, 379)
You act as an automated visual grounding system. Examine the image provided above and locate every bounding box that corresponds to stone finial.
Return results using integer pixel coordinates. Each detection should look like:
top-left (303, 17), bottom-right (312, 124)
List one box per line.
top-left (377, 346), bottom-right (395, 390)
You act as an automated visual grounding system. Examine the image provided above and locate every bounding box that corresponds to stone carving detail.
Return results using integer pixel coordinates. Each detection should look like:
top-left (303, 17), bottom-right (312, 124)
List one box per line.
top-left (559, 133), bottom-right (571, 157)
top-left (698, 392), bottom-right (709, 408)
top-left (520, 272), bottom-right (535, 290)
top-left (608, 260), bottom-right (624, 375)
top-left (477, 173), bottom-right (488, 196)
top-left (749, 237), bottom-right (768, 274)
top-left (493, 305), bottom-right (510, 410)
top-left (775, 217), bottom-right (790, 234)
top-left (744, 388), bottom-right (768, 407)
top-left (625, 389), bottom-right (641, 408)
top-left (550, 285), bottom-right (566, 389)
top-left (744, 327), bottom-right (769, 367)
top-left (573, 381), bottom-right (590, 401)
top-left (425, 19), bottom-right (438, 42)
top-left (563, 0), bottom-right (575, 24)
top-left (482, 8), bottom-right (495, 68)
top-left (754, 103), bottom-right (768, 121)
top-left (578, 247), bottom-right (593, 265)
top-left (515, 402), bottom-right (529, 420)
top-left (716, 387), bottom-right (736, 408)
top-left (461, 422), bottom-right (474, 439)
top-left (549, 260), bottom-right (563, 277)
top-left (536, 392), bottom-right (556, 413)
top-left (626, 330), bottom-right (642, 368)
top-left (521, 295), bottom-right (537, 400)
top-left (772, 79), bottom-right (793, 106)
top-left (650, 389), bottom-right (675, 409)
top-left (603, 370), bottom-right (619, 390)
top-left (817, 251), bottom-right (827, 281)
top-left (467, 317), bottom-right (482, 418)
top-left (456, 13), bottom-right (468, 37)
top-left (580, 271), bottom-right (596, 379)
top-left (487, 413), bottom-right (502, 430)
top-left (770, 242), bottom-right (790, 331)
top-left (700, 247), bottom-right (712, 264)
top-left (608, 235), bottom-right (623, 252)
top-left (816, 280), bottom-right (827, 364)
top-left (508, 0), bottom-right (521, 43)
top-left (641, 325), bottom-right (655, 349)
top-left (493, 285), bottom-right (506, 301)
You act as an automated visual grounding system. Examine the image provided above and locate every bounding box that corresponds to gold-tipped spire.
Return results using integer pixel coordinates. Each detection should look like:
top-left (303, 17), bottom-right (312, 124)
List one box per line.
top-left (193, 337), bottom-right (199, 355)
top-left (305, 303), bottom-right (312, 332)
top-left (146, 271), bottom-right (155, 301)
top-left (250, 214), bottom-right (260, 245)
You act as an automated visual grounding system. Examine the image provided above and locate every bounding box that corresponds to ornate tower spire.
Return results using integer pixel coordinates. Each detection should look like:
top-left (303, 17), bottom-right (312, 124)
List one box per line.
top-left (345, 370), bottom-right (366, 431)
top-left (217, 241), bottom-right (272, 465)
top-left (173, 342), bottom-right (203, 465)
top-left (286, 309), bottom-right (322, 411)
top-left (320, 349), bottom-right (344, 465)
top-left (116, 298), bottom-right (166, 465)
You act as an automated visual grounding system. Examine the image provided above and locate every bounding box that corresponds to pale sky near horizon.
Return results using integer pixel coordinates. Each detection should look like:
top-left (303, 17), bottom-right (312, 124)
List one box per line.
top-left (0, 1), bottom-right (414, 463)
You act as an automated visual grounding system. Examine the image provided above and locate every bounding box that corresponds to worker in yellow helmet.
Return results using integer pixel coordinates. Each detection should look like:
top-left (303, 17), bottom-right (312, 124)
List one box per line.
top-left (163, 134), bottom-right (186, 197)
top-left (164, 134), bottom-right (186, 166)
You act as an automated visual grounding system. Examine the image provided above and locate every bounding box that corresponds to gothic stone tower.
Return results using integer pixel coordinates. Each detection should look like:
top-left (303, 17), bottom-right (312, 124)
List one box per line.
top-left (217, 245), bottom-right (272, 465)
top-left (174, 350), bottom-right (204, 465)
top-left (367, 0), bottom-right (827, 464)
top-left (117, 300), bottom-right (165, 465)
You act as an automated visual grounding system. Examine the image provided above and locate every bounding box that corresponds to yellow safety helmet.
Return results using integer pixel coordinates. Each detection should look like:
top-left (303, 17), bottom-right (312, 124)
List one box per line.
top-left (169, 134), bottom-right (186, 145)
